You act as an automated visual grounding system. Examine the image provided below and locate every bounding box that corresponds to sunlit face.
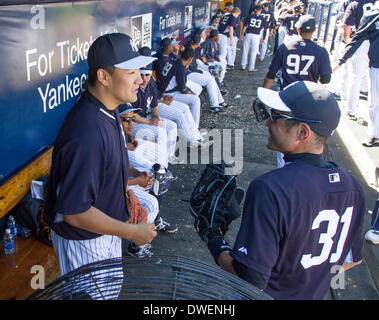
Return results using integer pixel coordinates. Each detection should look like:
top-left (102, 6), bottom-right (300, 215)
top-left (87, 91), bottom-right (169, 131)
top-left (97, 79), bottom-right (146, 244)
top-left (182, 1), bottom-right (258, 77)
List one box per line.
top-left (120, 111), bottom-right (136, 135)
top-left (108, 67), bottom-right (142, 104)
top-left (265, 113), bottom-right (300, 154)
top-left (140, 72), bottom-right (152, 88)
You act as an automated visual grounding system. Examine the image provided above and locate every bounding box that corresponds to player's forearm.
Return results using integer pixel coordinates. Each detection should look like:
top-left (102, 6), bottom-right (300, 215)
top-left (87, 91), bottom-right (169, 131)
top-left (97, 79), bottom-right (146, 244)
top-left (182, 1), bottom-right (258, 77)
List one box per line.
top-left (134, 114), bottom-right (151, 125)
top-left (343, 25), bottom-right (352, 43)
top-left (342, 260), bottom-right (362, 272)
top-left (151, 107), bottom-right (160, 119)
top-left (263, 77), bottom-right (274, 88)
top-left (63, 206), bottom-right (136, 238)
top-left (218, 251), bottom-right (238, 275)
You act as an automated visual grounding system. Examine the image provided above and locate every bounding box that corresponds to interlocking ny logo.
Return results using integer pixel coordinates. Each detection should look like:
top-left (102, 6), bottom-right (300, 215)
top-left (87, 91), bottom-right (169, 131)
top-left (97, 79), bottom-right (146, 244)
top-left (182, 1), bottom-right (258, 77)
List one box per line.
top-left (130, 39), bottom-right (138, 52)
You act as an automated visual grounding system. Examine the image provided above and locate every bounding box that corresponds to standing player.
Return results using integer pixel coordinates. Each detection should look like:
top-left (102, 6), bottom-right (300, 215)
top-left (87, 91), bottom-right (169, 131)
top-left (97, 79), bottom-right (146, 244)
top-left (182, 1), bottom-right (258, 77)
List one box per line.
top-left (282, 4), bottom-right (302, 45)
top-left (241, 4), bottom-right (268, 72)
top-left (333, 2), bottom-right (379, 147)
top-left (263, 15), bottom-right (332, 90)
top-left (43, 33), bottom-right (158, 276)
top-left (217, 7), bottom-right (241, 69)
top-left (259, 1), bottom-right (276, 61)
top-left (226, 7), bottom-right (242, 69)
top-left (262, 14), bottom-right (332, 167)
top-left (341, 0), bottom-right (375, 120)
top-left (196, 81), bottom-right (365, 300)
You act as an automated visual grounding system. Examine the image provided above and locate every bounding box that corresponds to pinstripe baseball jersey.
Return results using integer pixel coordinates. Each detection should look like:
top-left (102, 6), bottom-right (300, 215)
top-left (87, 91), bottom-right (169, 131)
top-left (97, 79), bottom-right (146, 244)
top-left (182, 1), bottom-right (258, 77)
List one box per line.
top-left (340, 7), bottom-right (379, 67)
top-left (343, 0), bottom-right (375, 29)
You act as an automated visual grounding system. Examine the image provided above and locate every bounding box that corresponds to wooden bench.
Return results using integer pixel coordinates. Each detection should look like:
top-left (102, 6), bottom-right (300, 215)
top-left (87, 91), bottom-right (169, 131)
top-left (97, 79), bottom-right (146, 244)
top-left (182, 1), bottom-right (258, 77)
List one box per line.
top-left (0, 147), bottom-right (60, 300)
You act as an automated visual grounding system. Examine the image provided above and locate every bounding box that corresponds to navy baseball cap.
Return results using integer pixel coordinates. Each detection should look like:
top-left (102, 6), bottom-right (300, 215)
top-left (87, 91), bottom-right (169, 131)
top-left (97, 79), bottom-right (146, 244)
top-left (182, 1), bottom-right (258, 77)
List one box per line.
top-left (138, 47), bottom-right (156, 72)
top-left (296, 14), bottom-right (316, 31)
top-left (161, 37), bottom-right (179, 48)
top-left (257, 81), bottom-right (341, 137)
top-left (87, 33), bottom-right (156, 70)
top-left (225, 2), bottom-right (233, 7)
top-left (118, 103), bottom-right (142, 116)
top-left (190, 34), bottom-right (202, 44)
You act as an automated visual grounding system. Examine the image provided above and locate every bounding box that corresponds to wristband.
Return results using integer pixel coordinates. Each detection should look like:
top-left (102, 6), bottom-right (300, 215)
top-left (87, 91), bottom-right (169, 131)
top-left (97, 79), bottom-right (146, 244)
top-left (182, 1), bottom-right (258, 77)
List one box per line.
top-left (207, 235), bottom-right (232, 265)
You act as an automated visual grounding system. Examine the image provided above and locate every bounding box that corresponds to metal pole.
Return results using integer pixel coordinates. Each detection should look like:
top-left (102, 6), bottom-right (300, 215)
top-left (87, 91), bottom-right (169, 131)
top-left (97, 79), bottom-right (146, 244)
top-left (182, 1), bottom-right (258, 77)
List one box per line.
top-left (317, 4), bottom-right (324, 40)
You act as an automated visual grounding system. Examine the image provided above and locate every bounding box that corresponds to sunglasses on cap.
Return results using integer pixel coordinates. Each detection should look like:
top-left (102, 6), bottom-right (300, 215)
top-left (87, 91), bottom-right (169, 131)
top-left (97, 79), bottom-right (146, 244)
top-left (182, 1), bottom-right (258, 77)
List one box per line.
top-left (252, 98), bottom-right (321, 124)
top-left (121, 115), bottom-right (136, 123)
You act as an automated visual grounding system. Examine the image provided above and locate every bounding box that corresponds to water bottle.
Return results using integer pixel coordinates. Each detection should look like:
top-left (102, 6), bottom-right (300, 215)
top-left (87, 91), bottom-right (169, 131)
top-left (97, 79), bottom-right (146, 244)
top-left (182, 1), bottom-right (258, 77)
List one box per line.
top-left (4, 229), bottom-right (15, 255)
top-left (7, 215), bottom-right (17, 239)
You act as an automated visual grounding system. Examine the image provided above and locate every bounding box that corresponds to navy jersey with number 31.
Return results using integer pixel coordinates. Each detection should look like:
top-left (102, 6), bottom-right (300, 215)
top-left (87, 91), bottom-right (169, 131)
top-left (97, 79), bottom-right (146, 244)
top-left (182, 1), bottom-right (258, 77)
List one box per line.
top-left (230, 158), bottom-right (365, 300)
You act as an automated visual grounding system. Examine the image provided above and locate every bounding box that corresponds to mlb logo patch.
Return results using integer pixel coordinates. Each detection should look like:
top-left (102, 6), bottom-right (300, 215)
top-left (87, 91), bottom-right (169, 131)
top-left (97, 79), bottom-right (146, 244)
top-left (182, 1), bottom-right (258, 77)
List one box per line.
top-left (329, 173), bottom-right (340, 183)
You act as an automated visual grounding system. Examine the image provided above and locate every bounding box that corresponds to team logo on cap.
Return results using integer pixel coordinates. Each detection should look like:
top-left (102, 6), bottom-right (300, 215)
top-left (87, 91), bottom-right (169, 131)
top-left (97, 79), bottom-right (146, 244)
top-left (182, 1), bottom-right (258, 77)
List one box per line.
top-left (130, 39), bottom-right (139, 52)
top-left (328, 173), bottom-right (340, 184)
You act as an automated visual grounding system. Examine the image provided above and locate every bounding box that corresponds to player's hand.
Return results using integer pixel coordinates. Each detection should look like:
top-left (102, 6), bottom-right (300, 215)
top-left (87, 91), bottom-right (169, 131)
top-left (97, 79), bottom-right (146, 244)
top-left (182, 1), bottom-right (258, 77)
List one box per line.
top-left (150, 117), bottom-right (159, 126)
top-left (260, 39), bottom-right (264, 44)
top-left (137, 172), bottom-right (155, 189)
top-left (128, 223), bottom-right (157, 246)
top-left (230, 40), bottom-right (234, 46)
top-left (163, 95), bottom-right (174, 105)
top-left (127, 135), bottom-right (138, 151)
top-left (332, 64), bottom-right (341, 73)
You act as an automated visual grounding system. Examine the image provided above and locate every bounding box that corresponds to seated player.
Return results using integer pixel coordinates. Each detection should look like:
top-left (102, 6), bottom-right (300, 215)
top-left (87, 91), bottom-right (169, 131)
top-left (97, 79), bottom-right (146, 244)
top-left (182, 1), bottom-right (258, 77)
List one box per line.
top-left (128, 60), bottom-right (181, 165)
top-left (185, 34), bottom-right (231, 113)
top-left (200, 29), bottom-right (227, 85)
top-left (155, 40), bottom-right (203, 129)
top-left (139, 46), bottom-right (212, 149)
top-left (120, 107), bottom-right (179, 257)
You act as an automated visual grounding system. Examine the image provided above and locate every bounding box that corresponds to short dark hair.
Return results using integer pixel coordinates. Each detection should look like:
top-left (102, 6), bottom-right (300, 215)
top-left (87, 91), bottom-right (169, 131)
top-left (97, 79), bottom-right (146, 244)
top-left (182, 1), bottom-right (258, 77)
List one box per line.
top-left (88, 65), bottom-right (115, 87)
top-left (284, 119), bottom-right (328, 146)
top-left (181, 47), bottom-right (195, 61)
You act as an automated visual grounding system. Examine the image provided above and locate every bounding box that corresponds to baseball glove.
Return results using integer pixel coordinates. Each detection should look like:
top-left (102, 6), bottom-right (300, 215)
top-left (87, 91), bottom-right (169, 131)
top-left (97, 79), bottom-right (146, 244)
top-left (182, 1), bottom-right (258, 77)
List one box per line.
top-left (189, 162), bottom-right (245, 244)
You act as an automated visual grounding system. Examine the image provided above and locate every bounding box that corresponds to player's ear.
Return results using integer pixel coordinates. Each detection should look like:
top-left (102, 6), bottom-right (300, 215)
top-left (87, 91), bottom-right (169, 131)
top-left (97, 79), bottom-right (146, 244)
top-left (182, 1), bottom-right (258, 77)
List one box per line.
top-left (297, 123), bottom-right (311, 142)
top-left (97, 68), bottom-right (111, 87)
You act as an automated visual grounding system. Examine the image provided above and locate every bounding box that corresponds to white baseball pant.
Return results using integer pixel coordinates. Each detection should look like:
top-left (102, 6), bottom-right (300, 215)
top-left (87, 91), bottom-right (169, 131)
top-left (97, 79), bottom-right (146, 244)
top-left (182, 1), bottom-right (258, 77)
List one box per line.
top-left (132, 118), bottom-right (177, 160)
top-left (278, 26), bottom-right (286, 47)
top-left (259, 30), bottom-right (270, 61)
top-left (128, 185), bottom-right (159, 224)
top-left (218, 33), bottom-right (228, 61)
top-left (51, 230), bottom-right (123, 300)
top-left (168, 91), bottom-right (202, 128)
top-left (187, 70), bottom-right (224, 109)
top-left (227, 36), bottom-right (238, 66)
top-left (197, 59), bottom-right (227, 84)
top-left (241, 33), bottom-right (261, 71)
top-left (157, 101), bottom-right (203, 144)
top-left (128, 138), bottom-right (168, 172)
top-left (368, 67), bottom-right (379, 139)
top-left (346, 40), bottom-right (370, 116)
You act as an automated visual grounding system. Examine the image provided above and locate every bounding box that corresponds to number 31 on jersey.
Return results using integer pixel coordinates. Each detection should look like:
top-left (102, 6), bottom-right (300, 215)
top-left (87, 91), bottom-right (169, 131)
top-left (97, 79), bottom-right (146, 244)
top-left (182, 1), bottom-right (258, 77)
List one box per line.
top-left (301, 207), bottom-right (353, 269)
